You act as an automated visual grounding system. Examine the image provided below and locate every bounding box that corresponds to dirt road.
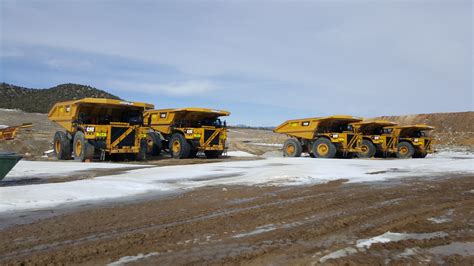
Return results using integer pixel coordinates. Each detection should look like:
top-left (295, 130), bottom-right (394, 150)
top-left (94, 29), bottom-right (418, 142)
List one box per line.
top-left (1, 174), bottom-right (473, 265)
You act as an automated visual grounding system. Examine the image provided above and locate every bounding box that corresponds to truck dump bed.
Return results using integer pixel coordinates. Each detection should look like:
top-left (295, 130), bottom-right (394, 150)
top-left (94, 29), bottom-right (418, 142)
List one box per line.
top-left (48, 98), bottom-right (154, 132)
top-left (351, 120), bottom-right (397, 134)
top-left (385, 124), bottom-right (435, 137)
top-left (144, 108), bottom-right (230, 134)
top-left (274, 115), bottom-right (363, 140)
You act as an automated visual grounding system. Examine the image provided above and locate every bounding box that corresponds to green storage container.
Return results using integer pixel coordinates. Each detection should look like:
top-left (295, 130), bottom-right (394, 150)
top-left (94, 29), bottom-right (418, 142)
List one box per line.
top-left (0, 152), bottom-right (22, 180)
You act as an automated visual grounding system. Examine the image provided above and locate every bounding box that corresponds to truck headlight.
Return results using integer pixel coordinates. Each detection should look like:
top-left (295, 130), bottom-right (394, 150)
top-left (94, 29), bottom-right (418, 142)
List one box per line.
top-left (86, 126), bottom-right (95, 132)
top-left (414, 138), bottom-right (419, 142)
top-left (186, 129), bottom-right (193, 134)
top-left (332, 134), bottom-right (339, 138)
top-left (373, 136), bottom-right (380, 140)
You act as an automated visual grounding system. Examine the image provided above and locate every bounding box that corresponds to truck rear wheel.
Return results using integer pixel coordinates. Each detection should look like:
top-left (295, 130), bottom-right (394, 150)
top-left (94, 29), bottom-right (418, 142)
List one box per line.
top-left (205, 150), bottom-right (222, 159)
top-left (53, 131), bottom-right (72, 160)
top-left (73, 131), bottom-right (95, 162)
top-left (312, 138), bottom-right (337, 158)
top-left (358, 139), bottom-right (376, 158)
top-left (170, 133), bottom-right (190, 159)
top-left (396, 141), bottom-right (415, 159)
top-left (283, 139), bottom-right (302, 157)
top-left (146, 132), bottom-right (162, 156)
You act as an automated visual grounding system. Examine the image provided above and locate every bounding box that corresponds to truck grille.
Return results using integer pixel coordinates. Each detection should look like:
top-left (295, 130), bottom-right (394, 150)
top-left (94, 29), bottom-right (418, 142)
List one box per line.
top-left (204, 130), bottom-right (220, 145)
top-left (111, 127), bottom-right (135, 147)
top-left (424, 139), bottom-right (431, 148)
top-left (346, 134), bottom-right (357, 148)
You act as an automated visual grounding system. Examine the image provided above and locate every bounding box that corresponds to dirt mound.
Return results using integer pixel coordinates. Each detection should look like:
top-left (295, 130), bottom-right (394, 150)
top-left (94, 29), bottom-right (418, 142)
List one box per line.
top-left (376, 112), bottom-right (474, 147)
top-left (0, 109), bottom-right (61, 158)
top-left (377, 112), bottom-right (474, 133)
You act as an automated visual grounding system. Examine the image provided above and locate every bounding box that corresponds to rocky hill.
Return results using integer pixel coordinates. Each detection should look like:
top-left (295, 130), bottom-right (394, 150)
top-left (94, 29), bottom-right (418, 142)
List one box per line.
top-left (0, 83), bottom-right (121, 113)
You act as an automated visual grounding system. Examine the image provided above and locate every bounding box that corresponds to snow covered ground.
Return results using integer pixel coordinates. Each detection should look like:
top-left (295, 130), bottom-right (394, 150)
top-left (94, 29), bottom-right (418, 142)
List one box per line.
top-left (5, 161), bottom-right (142, 180)
top-left (0, 151), bottom-right (472, 214)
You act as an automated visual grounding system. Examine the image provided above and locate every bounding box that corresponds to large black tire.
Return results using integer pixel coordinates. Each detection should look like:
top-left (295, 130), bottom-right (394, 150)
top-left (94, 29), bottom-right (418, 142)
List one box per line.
top-left (53, 131), bottom-right (72, 160)
top-left (358, 139), bottom-right (376, 158)
top-left (146, 131), bottom-right (162, 156)
top-left (135, 139), bottom-right (148, 161)
top-left (73, 131), bottom-right (95, 162)
top-left (169, 133), bottom-right (191, 159)
top-left (396, 141), bottom-right (415, 159)
top-left (312, 138), bottom-right (337, 158)
top-left (283, 139), bottom-right (302, 157)
top-left (205, 150), bottom-right (223, 159)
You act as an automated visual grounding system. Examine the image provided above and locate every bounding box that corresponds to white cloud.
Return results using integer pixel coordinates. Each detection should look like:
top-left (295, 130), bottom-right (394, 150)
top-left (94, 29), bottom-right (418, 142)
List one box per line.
top-left (108, 80), bottom-right (216, 96)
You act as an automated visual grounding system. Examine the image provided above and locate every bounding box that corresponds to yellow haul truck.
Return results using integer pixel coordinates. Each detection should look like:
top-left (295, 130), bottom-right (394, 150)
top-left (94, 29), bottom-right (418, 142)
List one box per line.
top-left (274, 116), bottom-right (363, 158)
top-left (143, 108), bottom-right (230, 159)
top-left (48, 98), bottom-right (154, 162)
top-left (382, 124), bottom-right (435, 158)
top-left (350, 120), bottom-right (398, 158)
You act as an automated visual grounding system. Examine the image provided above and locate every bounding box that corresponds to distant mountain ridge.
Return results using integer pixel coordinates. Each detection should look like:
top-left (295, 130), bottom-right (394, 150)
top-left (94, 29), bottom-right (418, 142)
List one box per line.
top-left (0, 83), bottom-right (121, 113)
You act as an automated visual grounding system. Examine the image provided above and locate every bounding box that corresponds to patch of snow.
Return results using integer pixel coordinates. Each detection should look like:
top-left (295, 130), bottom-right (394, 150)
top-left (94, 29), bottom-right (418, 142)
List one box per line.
top-left (226, 151), bottom-right (256, 157)
top-left (4, 161), bottom-right (142, 180)
top-left (0, 108), bottom-right (21, 112)
top-left (43, 149), bottom-right (54, 155)
top-left (0, 151), bottom-right (472, 213)
top-left (319, 247), bottom-right (357, 263)
top-left (356, 231), bottom-right (448, 248)
top-left (108, 252), bottom-right (159, 266)
top-left (0, 125), bottom-right (9, 129)
top-left (232, 224), bottom-right (276, 238)
top-left (427, 209), bottom-right (453, 224)
top-left (427, 217), bottom-right (451, 224)
top-left (428, 242), bottom-right (474, 257)
top-left (250, 143), bottom-right (283, 148)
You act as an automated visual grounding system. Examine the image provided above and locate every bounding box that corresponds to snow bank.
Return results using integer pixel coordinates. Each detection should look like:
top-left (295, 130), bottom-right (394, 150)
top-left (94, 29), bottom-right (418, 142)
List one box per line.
top-left (0, 152), bottom-right (472, 213)
top-left (226, 151), bottom-right (257, 157)
top-left (5, 160), bottom-right (141, 180)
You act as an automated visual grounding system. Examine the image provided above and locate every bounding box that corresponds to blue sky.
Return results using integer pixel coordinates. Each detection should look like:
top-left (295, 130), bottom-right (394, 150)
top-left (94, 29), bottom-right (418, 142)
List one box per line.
top-left (1, 0), bottom-right (472, 126)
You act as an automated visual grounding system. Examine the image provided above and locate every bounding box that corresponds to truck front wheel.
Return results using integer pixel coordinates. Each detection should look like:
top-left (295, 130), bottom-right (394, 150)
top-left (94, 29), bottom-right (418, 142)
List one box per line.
top-left (396, 141), bottom-right (415, 159)
top-left (73, 131), bottom-right (95, 162)
top-left (170, 133), bottom-right (191, 159)
top-left (312, 138), bottom-right (337, 158)
top-left (146, 132), bottom-right (162, 156)
top-left (358, 139), bottom-right (376, 158)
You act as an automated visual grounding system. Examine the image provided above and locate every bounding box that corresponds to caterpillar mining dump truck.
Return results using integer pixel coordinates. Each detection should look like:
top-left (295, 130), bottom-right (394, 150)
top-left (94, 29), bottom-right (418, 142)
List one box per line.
top-left (274, 115), bottom-right (363, 158)
top-left (143, 108), bottom-right (230, 159)
top-left (350, 120), bottom-right (398, 158)
top-left (48, 98), bottom-right (154, 162)
top-left (381, 124), bottom-right (435, 158)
